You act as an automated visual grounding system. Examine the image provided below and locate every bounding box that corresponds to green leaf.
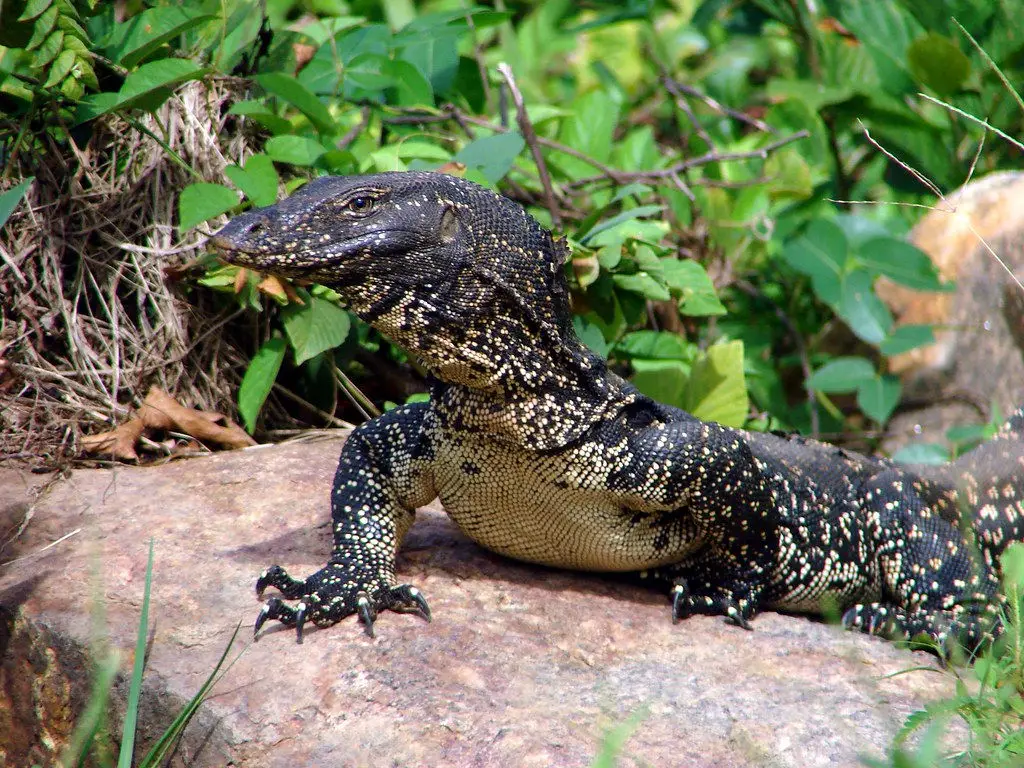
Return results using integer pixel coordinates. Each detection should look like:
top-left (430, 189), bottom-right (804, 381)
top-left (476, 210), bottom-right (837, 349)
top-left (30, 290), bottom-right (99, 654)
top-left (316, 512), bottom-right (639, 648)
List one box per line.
top-left (385, 59), bottom-right (434, 106)
top-left (238, 337), bottom-right (286, 433)
top-left (0, 178), bottom-right (33, 230)
top-left (76, 59), bottom-right (206, 122)
top-left (857, 374), bottom-right (901, 424)
top-left (763, 148), bottom-right (812, 200)
top-left (616, 330), bottom-right (694, 361)
top-left (660, 259), bottom-right (726, 316)
top-left (265, 135), bottom-right (327, 166)
top-left (453, 132), bottom-right (525, 184)
top-left (178, 183), bottom-right (240, 231)
top-left (103, 6), bottom-right (216, 68)
top-left (892, 443), bottom-right (949, 465)
top-left (838, 269), bottom-right (892, 344)
top-left (907, 33), bottom-right (970, 95)
top-left (683, 341), bottom-right (748, 427)
top-left (631, 358), bottom-right (688, 408)
top-left (1001, 543), bottom-right (1024, 593)
top-left (879, 325), bottom-right (935, 356)
top-left (612, 273), bottom-right (671, 302)
top-left (572, 315), bottom-right (610, 357)
top-left (581, 205), bottom-right (663, 244)
top-left (117, 539), bottom-right (154, 768)
top-left (224, 154), bottom-right (279, 207)
top-left (832, 214), bottom-right (890, 248)
top-left (42, 49), bottom-right (75, 88)
top-left (281, 296), bottom-right (352, 365)
top-left (780, 219), bottom-right (848, 305)
top-left (256, 72), bottom-right (337, 135)
top-left (806, 357), bottom-right (876, 393)
top-left (856, 237), bottom-right (945, 291)
top-left (228, 100), bottom-right (293, 136)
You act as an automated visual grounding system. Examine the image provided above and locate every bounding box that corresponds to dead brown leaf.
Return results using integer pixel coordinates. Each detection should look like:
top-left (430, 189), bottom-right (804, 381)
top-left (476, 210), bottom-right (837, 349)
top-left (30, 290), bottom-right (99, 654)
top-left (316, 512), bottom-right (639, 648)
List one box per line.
top-left (138, 387), bottom-right (256, 449)
top-left (80, 418), bottom-right (146, 461)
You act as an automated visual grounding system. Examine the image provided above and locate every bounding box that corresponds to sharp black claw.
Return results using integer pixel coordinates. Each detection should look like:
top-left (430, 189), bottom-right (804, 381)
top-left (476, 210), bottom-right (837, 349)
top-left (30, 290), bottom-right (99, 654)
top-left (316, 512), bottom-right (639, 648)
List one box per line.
top-left (357, 593), bottom-right (376, 637)
top-left (254, 604), bottom-right (271, 639)
top-left (671, 582), bottom-right (688, 623)
top-left (412, 589), bottom-right (431, 622)
top-left (728, 603), bottom-right (753, 631)
top-left (295, 603), bottom-right (307, 644)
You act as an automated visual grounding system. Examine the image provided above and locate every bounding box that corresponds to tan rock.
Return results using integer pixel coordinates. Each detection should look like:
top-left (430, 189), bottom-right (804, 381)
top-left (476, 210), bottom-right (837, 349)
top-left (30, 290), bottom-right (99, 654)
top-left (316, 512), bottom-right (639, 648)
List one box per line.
top-left (1, 438), bottom-right (964, 767)
top-left (878, 171), bottom-right (1024, 450)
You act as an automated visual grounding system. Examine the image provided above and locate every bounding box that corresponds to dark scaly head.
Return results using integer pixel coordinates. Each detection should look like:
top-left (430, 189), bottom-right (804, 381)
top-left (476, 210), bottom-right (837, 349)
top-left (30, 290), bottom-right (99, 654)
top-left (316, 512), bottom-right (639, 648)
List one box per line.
top-left (212, 172), bottom-right (585, 391)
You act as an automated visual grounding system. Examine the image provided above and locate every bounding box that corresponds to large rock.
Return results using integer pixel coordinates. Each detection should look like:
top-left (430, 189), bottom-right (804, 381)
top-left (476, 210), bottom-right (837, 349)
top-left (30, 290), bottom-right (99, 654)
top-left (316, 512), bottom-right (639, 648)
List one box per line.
top-left (878, 171), bottom-right (1024, 451)
top-left (1, 437), bottom-right (963, 767)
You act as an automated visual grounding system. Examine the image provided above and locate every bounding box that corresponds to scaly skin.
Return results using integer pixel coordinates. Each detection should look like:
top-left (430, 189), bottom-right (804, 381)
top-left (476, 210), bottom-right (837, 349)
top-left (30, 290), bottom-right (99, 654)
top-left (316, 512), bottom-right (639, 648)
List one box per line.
top-left (212, 172), bottom-right (1024, 650)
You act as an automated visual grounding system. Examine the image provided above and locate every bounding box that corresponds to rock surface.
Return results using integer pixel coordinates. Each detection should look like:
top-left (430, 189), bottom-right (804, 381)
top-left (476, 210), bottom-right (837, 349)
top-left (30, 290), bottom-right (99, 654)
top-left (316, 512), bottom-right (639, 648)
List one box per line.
top-left (1, 437), bottom-right (964, 767)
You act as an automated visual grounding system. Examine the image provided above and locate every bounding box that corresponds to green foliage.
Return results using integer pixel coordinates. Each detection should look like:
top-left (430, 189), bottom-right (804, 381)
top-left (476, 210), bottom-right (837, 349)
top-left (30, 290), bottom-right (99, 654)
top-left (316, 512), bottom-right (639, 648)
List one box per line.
top-left (5, 0), bottom-right (1022, 441)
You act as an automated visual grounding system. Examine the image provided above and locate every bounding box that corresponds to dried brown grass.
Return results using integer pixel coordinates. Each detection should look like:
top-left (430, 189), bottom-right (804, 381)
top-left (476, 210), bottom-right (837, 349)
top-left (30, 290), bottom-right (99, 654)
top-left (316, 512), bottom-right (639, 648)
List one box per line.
top-left (0, 80), bottom-right (273, 466)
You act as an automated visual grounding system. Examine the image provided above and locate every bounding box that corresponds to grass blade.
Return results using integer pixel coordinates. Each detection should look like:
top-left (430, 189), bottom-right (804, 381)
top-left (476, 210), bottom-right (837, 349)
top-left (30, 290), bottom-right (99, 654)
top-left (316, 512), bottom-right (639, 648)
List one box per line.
top-left (117, 538), bottom-right (154, 768)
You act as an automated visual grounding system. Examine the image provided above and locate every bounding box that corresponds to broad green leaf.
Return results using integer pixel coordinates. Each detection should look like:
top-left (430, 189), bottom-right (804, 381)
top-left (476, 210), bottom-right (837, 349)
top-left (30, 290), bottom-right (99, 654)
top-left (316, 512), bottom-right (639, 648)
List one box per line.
top-left (856, 237), bottom-right (945, 291)
top-left (781, 220), bottom-right (848, 305)
top-left (281, 296), bottom-right (352, 365)
top-left (227, 100), bottom-right (292, 135)
top-left (103, 6), bottom-right (216, 68)
top-left (580, 204), bottom-right (663, 244)
top-left (572, 315), bottom-right (610, 357)
top-left (76, 59), bottom-right (206, 122)
top-left (907, 33), bottom-right (970, 95)
top-left (892, 443), bottom-right (950, 465)
top-left (763, 148), bottom-right (812, 200)
top-left (238, 337), bottom-right (286, 433)
top-left (178, 183), bottom-right (240, 231)
top-left (660, 259), bottom-right (726, 316)
top-left (385, 59), bottom-right (433, 106)
top-left (18, 0), bottom-right (52, 22)
top-left (396, 140), bottom-right (450, 161)
top-left (806, 357), bottom-right (875, 393)
top-left (224, 154), bottom-right (279, 207)
top-left (0, 177), bottom-right (33, 230)
top-left (265, 135), bottom-right (327, 166)
top-left (838, 269), bottom-right (892, 344)
top-left (256, 72), bottom-right (337, 135)
top-left (42, 49), bottom-right (76, 88)
top-left (683, 341), bottom-right (748, 427)
top-left (631, 358), bottom-right (688, 408)
top-left (616, 330), bottom-right (695, 361)
top-left (856, 373), bottom-right (901, 424)
top-left (454, 132), bottom-right (525, 184)
top-left (556, 89), bottom-right (621, 177)
top-left (840, 0), bottom-right (921, 96)
top-left (879, 325), bottom-right (935, 356)
top-left (612, 273), bottom-right (671, 302)
top-left (832, 214), bottom-right (890, 248)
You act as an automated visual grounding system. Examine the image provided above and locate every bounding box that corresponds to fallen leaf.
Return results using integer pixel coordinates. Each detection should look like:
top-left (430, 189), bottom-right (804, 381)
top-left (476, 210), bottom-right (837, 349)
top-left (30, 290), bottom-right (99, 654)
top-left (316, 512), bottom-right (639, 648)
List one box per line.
top-left (138, 386), bottom-right (256, 449)
top-left (80, 418), bottom-right (146, 461)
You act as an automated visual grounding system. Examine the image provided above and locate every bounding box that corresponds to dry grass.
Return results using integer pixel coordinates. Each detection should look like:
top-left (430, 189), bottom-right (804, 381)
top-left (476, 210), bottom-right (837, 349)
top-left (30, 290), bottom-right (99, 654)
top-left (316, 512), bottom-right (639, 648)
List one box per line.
top-left (0, 80), bottom-right (273, 466)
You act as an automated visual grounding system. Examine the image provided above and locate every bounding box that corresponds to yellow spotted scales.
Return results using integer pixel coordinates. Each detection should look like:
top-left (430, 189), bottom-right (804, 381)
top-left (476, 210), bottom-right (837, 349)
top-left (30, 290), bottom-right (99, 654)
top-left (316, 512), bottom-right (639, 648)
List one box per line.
top-left (212, 172), bottom-right (1024, 650)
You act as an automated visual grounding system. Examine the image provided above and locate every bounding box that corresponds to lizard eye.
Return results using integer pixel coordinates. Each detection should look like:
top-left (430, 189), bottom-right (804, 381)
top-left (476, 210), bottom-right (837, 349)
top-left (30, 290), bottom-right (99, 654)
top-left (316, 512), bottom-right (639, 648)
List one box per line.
top-left (346, 196), bottom-right (374, 214)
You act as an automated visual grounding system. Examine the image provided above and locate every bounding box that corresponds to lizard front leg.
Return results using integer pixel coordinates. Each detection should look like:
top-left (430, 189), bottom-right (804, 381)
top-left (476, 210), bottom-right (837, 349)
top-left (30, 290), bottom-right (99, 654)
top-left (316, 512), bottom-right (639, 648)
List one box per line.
top-left (622, 415), bottom-right (780, 628)
top-left (255, 402), bottom-right (437, 641)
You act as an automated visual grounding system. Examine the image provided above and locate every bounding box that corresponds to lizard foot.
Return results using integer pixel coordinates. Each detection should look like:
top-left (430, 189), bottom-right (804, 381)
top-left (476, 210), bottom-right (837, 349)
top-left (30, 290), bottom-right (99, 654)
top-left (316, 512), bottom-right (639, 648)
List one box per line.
top-left (254, 561), bottom-right (430, 642)
top-left (841, 602), bottom-right (1000, 656)
top-left (670, 578), bottom-right (757, 630)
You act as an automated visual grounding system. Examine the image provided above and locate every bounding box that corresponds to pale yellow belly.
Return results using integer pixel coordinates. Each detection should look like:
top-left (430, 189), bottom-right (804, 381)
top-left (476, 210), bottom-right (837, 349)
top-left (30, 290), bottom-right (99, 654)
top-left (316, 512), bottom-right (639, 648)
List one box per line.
top-left (432, 434), bottom-right (703, 571)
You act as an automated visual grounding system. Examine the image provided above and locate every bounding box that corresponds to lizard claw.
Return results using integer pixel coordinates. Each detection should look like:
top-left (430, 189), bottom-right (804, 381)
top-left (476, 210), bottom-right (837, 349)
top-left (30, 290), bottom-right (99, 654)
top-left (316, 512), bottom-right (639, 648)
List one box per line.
top-left (253, 561), bottom-right (431, 642)
top-left (669, 577), bottom-right (757, 629)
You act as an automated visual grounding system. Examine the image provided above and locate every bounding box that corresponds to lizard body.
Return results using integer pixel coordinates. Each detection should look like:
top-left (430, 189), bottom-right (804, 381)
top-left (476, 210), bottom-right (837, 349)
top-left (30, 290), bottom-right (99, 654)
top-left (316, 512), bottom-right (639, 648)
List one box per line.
top-left (212, 172), bottom-right (1024, 649)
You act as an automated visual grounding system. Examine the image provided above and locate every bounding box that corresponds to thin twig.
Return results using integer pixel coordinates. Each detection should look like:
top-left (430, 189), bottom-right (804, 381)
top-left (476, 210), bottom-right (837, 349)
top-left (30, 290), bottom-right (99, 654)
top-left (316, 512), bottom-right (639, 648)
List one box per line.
top-left (497, 62), bottom-right (562, 229)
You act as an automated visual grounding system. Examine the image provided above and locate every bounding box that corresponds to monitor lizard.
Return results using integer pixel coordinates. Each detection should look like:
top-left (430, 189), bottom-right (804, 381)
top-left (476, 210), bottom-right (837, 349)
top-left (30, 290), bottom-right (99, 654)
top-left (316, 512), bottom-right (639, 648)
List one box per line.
top-left (211, 172), bottom-right (1024, 651)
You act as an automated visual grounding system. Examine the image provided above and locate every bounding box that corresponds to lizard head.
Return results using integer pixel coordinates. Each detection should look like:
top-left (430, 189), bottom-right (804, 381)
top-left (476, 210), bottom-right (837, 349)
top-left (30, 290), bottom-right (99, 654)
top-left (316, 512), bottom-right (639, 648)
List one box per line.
top-left (212, 172), bottom-right (577, 385)
top-left (211, 171), bottom-right (567, 299)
